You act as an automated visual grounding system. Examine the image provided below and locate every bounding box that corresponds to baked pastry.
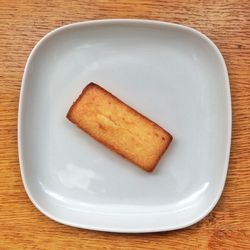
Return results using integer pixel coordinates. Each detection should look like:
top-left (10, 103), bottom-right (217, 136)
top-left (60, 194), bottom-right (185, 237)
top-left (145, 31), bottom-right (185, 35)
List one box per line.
top-left (67, 83), bottom-right (172, 172)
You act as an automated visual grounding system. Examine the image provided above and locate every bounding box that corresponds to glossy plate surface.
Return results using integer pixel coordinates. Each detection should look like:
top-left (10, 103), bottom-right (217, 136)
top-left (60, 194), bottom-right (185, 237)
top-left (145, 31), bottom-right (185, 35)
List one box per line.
top-left (18, 19), bottom-right (231, 232)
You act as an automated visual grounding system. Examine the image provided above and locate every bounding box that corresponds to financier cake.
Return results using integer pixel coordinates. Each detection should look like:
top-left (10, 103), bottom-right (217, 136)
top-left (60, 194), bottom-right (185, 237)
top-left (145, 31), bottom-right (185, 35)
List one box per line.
top-left (67, 83), bottom-right (172, 172)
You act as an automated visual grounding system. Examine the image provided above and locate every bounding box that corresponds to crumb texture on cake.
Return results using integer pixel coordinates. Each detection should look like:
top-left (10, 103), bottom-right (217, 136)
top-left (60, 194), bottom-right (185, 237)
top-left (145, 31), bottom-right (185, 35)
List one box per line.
top-left (67, 83), bottom-right (172, 172)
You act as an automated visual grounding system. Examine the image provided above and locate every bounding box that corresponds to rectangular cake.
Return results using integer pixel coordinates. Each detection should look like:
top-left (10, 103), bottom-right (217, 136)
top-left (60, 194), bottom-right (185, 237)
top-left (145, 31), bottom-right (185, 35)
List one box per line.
top-left (67, 83), bottom-right (172, 172)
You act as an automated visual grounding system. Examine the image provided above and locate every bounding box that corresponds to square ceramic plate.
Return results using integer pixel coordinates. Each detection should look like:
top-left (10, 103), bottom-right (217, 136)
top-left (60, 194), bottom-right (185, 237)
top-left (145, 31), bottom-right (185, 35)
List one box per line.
top-left (18, 19), bottom-right (231, 232)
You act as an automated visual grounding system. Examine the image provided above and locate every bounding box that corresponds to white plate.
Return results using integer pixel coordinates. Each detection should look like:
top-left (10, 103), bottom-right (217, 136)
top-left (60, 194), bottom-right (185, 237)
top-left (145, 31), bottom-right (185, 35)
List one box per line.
top-left (18, 19), bottom-right (231, 232)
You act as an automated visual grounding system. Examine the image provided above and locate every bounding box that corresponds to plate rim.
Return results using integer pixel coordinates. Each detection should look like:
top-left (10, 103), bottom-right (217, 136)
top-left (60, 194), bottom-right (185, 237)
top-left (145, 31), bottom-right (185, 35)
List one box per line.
top-left (18, 19), bottom-right (232, 233)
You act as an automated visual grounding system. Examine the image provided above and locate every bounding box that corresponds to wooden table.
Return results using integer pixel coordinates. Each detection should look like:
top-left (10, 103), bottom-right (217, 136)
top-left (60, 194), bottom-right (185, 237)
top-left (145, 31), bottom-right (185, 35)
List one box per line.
top-left (0, 1), bottom-right (249, 249)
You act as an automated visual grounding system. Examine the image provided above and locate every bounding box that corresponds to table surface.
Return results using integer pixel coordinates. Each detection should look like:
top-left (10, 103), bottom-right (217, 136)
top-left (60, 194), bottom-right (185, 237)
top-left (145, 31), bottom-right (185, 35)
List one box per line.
top-left (0, 0), bottom-right (249, 249)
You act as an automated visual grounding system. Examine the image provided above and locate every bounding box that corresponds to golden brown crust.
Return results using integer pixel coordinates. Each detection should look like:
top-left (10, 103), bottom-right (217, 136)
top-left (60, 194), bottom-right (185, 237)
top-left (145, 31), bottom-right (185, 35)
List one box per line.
top-left (67, 82), bottom-right (172, 172)
top-left (66, 83), bottom-right (96, 121)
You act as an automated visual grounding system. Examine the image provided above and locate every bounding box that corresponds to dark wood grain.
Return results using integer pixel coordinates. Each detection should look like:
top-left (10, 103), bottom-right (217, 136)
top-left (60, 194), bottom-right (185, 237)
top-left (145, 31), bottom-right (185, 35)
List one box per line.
top-left (0, 0), bottom-right (249, 249)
